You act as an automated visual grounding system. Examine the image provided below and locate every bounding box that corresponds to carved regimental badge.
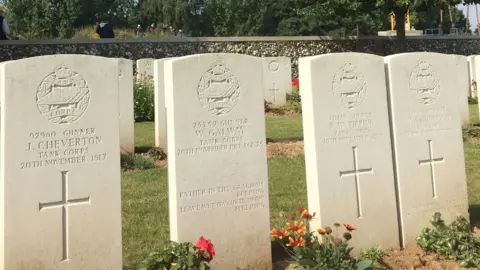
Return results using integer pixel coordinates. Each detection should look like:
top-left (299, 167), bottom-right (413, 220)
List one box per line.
top-left (197, 61), bottom-right (241, 116)
top-left (268, 60), bottom-right (280, 72)
top-left (36, 66), bottom-right (91, 124)
top-left (332, 63), bottom-right (367, 109)
top-left (409, 61), bottom-right (441, 105)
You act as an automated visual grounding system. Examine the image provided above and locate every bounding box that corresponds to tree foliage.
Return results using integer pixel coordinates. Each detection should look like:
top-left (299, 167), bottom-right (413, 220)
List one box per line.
top-left (1, 0), bottom-right (479, 39)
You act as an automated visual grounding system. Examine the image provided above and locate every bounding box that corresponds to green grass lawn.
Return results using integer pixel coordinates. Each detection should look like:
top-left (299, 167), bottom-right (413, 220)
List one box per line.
top-left (124, 111), bottom-right (480, 268)
top-left (469, 104), bottom-right (479, 123)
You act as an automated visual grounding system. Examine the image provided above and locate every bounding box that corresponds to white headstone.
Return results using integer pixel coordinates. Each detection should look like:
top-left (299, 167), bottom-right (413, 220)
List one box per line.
top-left (118, 58), bottom-right (135, 153)
top-left (385, 52), bottom-right (469, 246)
top-left (300, 53), bottom-right (400, 251)
top-left (451, 55), bottom-right (470, 125)
top-left (262, 57), bottom-right (291, 105)
top-left (0, 55), bottom-right (122, 269)
top-left (154, 57), bottom-right (175, 151)
top-left (165, 53), bottom-right (272, 269)
top-left (467, 55), bottom-right (476, 98)
top-left (137, 58), bottom-right (154, 80)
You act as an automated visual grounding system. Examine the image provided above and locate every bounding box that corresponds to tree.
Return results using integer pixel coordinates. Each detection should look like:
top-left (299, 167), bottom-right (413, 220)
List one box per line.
top-left (5, 0), bottom-right (83, 38)
top-left (5, 0), bottom-right (135, 39)
top-left (289, 0), bottom-right (386, 36)
top-left (414, 5), bottom-right (467, 34)
top-left (377, 0), bottom-right (480, 52)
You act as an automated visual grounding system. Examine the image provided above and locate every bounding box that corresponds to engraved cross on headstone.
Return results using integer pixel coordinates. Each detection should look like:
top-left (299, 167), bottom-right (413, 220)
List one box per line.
top-left (418, 140), bottom-right (444, 199)
top-left (339, 146), bottom-right (373, 218)
top-left (39, 171), bottom-right (91, 262)
top-left (269, 83), bottom-right (280, 103)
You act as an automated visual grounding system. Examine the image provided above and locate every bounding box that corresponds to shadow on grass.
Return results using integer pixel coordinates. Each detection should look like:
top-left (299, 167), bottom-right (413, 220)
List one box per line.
top-left (266, 137), bottom-right (304, 143)
top-left (469, 204), bottom-right (480, 230)
top-left (135, 146), bottom-right (153, 154)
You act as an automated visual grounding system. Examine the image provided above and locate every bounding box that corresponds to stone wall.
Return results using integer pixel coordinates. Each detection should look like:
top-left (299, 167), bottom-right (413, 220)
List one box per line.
top-left (2, 36), bottom-right (480, 76)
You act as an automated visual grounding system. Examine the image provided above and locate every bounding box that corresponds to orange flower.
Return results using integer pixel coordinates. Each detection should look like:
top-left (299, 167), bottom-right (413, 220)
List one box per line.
top-left (270, 228), bottom-right (289, 239)
top-left (344, 224), bottom-right (356, 231)
top-left (287, 236), bottom-right (305, 247)
top-left (324, 226), bottom-right (332, 234)
top-left (296, 205), bottom-right (305, 213)
top-left (334, 221), bottom-right (341, 227)
top-left (317, 228), bottom-right (326, 235)
top-left (286, 221), bottom-right (306, 235)
top-left (300, 209), bottom-right (313, 220)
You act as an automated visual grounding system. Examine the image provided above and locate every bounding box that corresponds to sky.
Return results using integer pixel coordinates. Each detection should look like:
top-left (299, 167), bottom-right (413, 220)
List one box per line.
top-left (458, 4), bottom-right (478, 29)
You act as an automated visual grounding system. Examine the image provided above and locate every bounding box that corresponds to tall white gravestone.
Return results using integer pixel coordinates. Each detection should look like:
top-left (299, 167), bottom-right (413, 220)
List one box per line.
top-left (262, 57), bottom-right (291, 105)
top-left (154, 57), bottom-right (175, 151)
top-left (136, 58), bottom-right (154, 80)
top-left (0, 55), bottom-right (122, 269)
top-left (300, 53), bottom-right (400, 251)
top-left (467, 55), bottom-right (476, 98)
top-left (385, 52), bottom-right (469, 247)
top-left (118, 58), bottom-right (135, 153)
top-left (165, 53), bottom-right (271, 269)
top-left (451, 55), bottom-right (470, 125)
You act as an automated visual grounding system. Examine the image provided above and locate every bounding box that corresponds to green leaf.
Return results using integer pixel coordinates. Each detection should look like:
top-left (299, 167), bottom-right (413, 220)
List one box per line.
top-left (356, 259), bottom-right (373, 270)
top-left (298, 258), bottom-right (317, 266)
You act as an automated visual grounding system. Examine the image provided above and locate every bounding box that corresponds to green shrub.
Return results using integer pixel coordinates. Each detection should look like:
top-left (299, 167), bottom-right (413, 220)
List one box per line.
top-left (468, 96), bottom-right (478, 104)
top-left (121, 154), bottom-right (155, 170)
top-left (417, 212), bottom-right (480, 268)
top-left (264, 100), bottom-right (273, 113)
top-left (360, 247), bottom-right (384, 264)
top-left (462, 125), bottom-right (480, 141)
top-left (134, 77), bottom-right (155, 122)
top-left (147, 147), bottom-right (167, 161)
top-left (140, 237), bottom-right (215, 270)
top-left (286, 86), bottom-right (301, 114)
top-left (271, 206), bottom-right (372, 270)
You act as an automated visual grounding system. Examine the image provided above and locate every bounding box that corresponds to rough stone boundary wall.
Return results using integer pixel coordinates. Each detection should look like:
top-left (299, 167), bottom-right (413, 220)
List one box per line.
top-left (1, 36), bottom-right (480, 76)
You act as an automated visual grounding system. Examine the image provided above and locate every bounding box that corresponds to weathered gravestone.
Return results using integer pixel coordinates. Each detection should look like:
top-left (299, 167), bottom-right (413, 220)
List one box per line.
top-left (165, 53), bottom-right (271, 269)
top-left (385, 52), bottom-right (469, 246)
top-left (262, 57), bottom-right (291, 105)
top-left (299, 53), bottom-right (400, 251)
top-left (0, 55), bottom-right (122, 269)
top-left (136, 58), bottom-right (154, 80)
top-left (118, 58), bottom-right (135, 153)
top-left (467, 55), bottom-right (476, 98)
top-left (451, 55), bottom-right (470, 125)
top-left (154, 57), bottom-right (175, 151)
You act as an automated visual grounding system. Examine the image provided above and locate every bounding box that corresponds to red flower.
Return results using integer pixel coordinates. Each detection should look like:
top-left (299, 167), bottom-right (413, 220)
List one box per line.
top-left (300, 209), bottom-right (313, 220)
top-left (196, 236), bottom-right (215, 262)
top-left (292, 78), bottom-right (299, 87)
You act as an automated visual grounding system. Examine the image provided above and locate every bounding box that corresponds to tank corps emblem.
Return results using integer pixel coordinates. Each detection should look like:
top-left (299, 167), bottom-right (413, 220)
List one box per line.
top-left (332, 63), bottom-right (367, 109)
top-left (268, 60), bottom-right (280, 72)
top-left (197, 60), bottom-right (241, 116)
top-left (36, 66), bottom-right (91, 124)
top-left (409, 61), bottom-right (441, 105)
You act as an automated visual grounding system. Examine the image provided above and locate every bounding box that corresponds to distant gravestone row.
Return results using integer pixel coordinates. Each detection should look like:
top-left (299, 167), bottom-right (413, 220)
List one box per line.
top-left (152, 55), bottom-right (294, 151)
top-left (159, 52), bottom-right (469, 268)
top-left (0, 52), bottom-right (470, 269)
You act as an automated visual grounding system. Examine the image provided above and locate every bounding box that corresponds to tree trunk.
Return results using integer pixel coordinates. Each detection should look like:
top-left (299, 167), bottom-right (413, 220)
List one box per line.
top-left (394, 6), bottom-right (406, 53)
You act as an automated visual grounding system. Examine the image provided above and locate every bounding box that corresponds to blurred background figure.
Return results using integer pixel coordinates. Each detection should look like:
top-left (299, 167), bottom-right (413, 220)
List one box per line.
top-left (96, 16), bottom-right (115, 38)
top-left (0, 6), bottom-right (10, 40)
top-left (136, 24), bottom-right (141, 36)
